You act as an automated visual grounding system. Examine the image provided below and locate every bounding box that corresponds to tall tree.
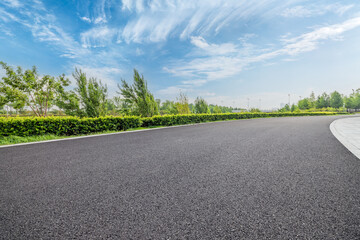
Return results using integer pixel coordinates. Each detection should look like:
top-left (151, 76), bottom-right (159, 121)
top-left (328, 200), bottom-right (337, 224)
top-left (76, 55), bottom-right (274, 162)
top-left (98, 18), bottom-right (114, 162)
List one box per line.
top-left (175, 92), bottom-right (190, 114)
top-left (212, 105), bottom-right (222, 114)
top-left (118, 69), bottom-right (159, 117)
top-left (0, 61), bottom-right (69, 116)
top-left (160, 100), bottom-right (178, 115)
top-left (298, 98), bottom-right (311, 110)
top-left (56, 90), bottom-right (82, 116)
top-left (344, 89), bottom-right (360, 109)
top-left (194, 97), bottom-right (210, 114)
top-left (315, 92), bottom-right (330, 108)
top-left (329, 91), bottom-right (343, 108)
top-left (309, 91), bottom-right (316, 108)
top-left (72, 68), bottom-right (108, 117)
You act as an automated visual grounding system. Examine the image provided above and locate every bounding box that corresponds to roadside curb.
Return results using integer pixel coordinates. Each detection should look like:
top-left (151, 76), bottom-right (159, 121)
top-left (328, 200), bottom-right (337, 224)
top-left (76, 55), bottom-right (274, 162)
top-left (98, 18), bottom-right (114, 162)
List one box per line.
top-left (330, 117), bottom-right (360, 159)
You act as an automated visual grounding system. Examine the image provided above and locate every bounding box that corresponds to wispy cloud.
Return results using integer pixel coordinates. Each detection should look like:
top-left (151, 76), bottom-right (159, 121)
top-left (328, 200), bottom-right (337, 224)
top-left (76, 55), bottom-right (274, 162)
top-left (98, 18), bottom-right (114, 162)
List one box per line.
top-left (0, 7), bottom-right (20, 22)
top-left (120, 0), bottom-right (296, 43)
top-left (190, 36), bottom-right (238, 56)
top-left (281, 3), bottom-right (354, 18)
top-left (0, 0), bottom-right (123, 93)
top-left (280, 16), bottom-right (360, 55)
top-left (81, 26), bottom-right (117, 48)
top-left (164, 16), bottom-right (360, 86)
top-left (1, 0), bottom-right (22, 8)
top-left (76, 0), bottom-right (109, 24)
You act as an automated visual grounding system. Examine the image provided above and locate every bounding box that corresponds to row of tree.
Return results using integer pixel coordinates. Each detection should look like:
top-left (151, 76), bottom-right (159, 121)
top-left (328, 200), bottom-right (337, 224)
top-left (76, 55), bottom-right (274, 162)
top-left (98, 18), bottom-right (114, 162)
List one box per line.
top-left (0, 62), bottom-right (233, 117)
top-left (279, 90), bottom-right (360, 112)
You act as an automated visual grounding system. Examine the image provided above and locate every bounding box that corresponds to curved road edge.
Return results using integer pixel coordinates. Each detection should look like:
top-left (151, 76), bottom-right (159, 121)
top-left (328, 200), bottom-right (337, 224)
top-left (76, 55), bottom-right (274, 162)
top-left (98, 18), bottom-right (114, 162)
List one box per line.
top-left (330, 116), bottom-right (360, 159)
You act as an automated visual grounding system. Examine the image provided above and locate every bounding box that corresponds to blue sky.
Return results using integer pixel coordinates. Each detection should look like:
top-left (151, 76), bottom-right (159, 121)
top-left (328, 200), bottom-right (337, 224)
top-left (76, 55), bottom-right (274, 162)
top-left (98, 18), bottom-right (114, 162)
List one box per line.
top-left (1, 0), bottom-right (360, 109)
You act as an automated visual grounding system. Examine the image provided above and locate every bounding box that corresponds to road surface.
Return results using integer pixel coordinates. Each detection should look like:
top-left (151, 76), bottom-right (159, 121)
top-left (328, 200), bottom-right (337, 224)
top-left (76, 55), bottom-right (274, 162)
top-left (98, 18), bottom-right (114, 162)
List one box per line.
top-left (1, 116), bottom-right (359, 239)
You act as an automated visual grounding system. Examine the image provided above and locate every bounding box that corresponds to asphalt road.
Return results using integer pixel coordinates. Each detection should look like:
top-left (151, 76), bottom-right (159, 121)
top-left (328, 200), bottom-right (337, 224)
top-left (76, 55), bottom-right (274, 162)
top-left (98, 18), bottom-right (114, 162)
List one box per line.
top-left (1, 116), bottom-right (360, 239)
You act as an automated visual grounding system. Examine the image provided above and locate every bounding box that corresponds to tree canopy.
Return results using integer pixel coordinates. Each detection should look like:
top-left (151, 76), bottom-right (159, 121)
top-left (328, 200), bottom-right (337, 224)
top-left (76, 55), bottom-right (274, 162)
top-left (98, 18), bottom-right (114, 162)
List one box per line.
top-left (117, 69), bottom-right (159, 117)
top-left (0, 61), bottom-right (69, 116)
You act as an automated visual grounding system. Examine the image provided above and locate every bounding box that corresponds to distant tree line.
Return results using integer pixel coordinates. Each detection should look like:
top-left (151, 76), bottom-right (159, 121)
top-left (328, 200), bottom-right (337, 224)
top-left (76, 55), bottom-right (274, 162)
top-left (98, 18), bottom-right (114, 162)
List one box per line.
top-left (0, 62), bottom-right (234, 117)
top-left (279, 90), bottom-right (360, 112)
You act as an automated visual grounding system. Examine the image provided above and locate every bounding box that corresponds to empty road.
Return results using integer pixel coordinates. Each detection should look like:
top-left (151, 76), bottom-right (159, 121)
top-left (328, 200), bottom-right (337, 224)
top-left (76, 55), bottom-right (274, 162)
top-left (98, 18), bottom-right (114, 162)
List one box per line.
top-left (1, 116), bottom-right (359, 239)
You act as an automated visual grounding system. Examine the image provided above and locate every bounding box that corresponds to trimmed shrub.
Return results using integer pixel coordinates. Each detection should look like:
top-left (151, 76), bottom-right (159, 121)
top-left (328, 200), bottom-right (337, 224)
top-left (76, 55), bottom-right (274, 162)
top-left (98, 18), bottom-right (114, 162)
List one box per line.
top-left (0, 116), bottom-right (142, 136)
top-left (141, 112), bottom-right (342, 127)
top-left (0, 112), bottom-right (345, 137)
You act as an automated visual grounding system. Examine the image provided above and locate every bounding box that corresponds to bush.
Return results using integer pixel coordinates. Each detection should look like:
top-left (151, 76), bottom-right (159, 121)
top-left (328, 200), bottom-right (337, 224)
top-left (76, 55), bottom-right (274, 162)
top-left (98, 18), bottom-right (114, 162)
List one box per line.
top-left (141, 112), bottom-right (341, 127)
top-left (0, 116), bottom-right (142, 136)
top-left (0, 112), bottom-right (345, 137)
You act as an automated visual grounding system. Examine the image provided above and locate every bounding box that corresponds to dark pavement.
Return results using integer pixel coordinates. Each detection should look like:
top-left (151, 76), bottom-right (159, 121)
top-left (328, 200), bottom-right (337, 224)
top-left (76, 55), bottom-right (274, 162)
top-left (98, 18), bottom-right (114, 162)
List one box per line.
top-left (1, 116), bottom-right (359, 239)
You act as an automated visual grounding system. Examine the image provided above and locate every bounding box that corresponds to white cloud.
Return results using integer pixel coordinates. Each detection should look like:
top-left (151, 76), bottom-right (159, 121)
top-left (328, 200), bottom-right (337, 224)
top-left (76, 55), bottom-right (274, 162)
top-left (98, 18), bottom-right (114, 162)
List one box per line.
top-left (1, 0), bottom-right (22, 8)
top-left (0, 24), bottom-right (14, 37)
top-left (76, 0), bottom-right (110, 24)
top-left (81, 26), bottom-right (117, 48)
top-left (122, 0), bottom-right (145, 13)
top-left (80, 16), bottom-right (91, 23)
top-left (281, 6), bottom-right (312, 18)
top-left (0, 7), bottom-right (20, 22)
top-left (165, 16), bottom-right (360, 85)
top-left (280, 16), bottom-right (360, 55)
top-left (190, 36), bottom-right (238, 56)
top-left (0, 2), bottom-right (125, 80)
top-left (120, 0), bottom-right (294, 43)
top-left (281, 3), bottom-right (354, 18)
top-left (94, 16), bottom-right (106, 24)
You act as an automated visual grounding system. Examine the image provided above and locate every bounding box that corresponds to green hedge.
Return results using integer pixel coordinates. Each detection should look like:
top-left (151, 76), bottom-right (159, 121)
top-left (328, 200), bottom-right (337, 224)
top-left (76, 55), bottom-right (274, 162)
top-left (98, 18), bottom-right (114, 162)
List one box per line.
top-left (141, 112), bottom-right (341, 127)
top-left (0, 112), bottom-right (344, 137)
top-left (0, 116), bottom-right (142, 136)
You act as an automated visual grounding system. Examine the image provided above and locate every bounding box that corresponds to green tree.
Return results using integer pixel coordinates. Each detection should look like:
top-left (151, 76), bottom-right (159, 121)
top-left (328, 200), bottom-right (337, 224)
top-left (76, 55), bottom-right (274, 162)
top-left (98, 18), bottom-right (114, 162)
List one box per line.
top-left (212, 105), bottom-right (222, 113)
top-left (117, 69), bottom-right (158, 117)
top-left (0, 61), bottom-right (70, 116)
top-left (250, 108), bottom-right (261, 112)
top-left (112, 96), bottom-right (134, 115)
top-left (309, 91), bottom-right (316, 108)
top-left (220, 105), bottom-right (233, 113)
top-left (160, 100), bottom-right (178, 115)
top-left (315, 92), bottom-right (330, 109)
top-left (188, 103), bottom-right (195, 113)
top-left (298, 98), bottom-right (311, 110)
top-left (72, 68), bottom-right (108, 117)
top-left (175, 92), bottom-right (190, 114)
top-left (290, 104), bottom-right (298, 112)
top-left (56, 90), bottom-right (82, 116)
top-left (194, 97), bottom-right (209, 114)
top-left (353, 89), bottom-right (360, 109)
top-left (279, 104), bottom-right (290, 112)
top-left (329, 91), bottom-right (343, 108)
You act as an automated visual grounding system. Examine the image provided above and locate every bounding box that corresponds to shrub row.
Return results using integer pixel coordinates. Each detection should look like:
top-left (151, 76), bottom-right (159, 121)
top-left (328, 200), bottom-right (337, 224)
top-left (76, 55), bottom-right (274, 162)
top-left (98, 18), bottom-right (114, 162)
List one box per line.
top-left (141, 112), bottom-right (341, 127)
top-left (0, 116), bottom-right (142, 136)
top-left (0, 112), bottom-right (344, 137)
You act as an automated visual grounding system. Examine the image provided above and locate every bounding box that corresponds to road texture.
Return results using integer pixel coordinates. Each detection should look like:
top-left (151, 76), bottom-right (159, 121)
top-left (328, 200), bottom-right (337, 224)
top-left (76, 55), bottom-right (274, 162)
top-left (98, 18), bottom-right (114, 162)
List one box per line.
top-left (1, 116), bottom-right (360, 239)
